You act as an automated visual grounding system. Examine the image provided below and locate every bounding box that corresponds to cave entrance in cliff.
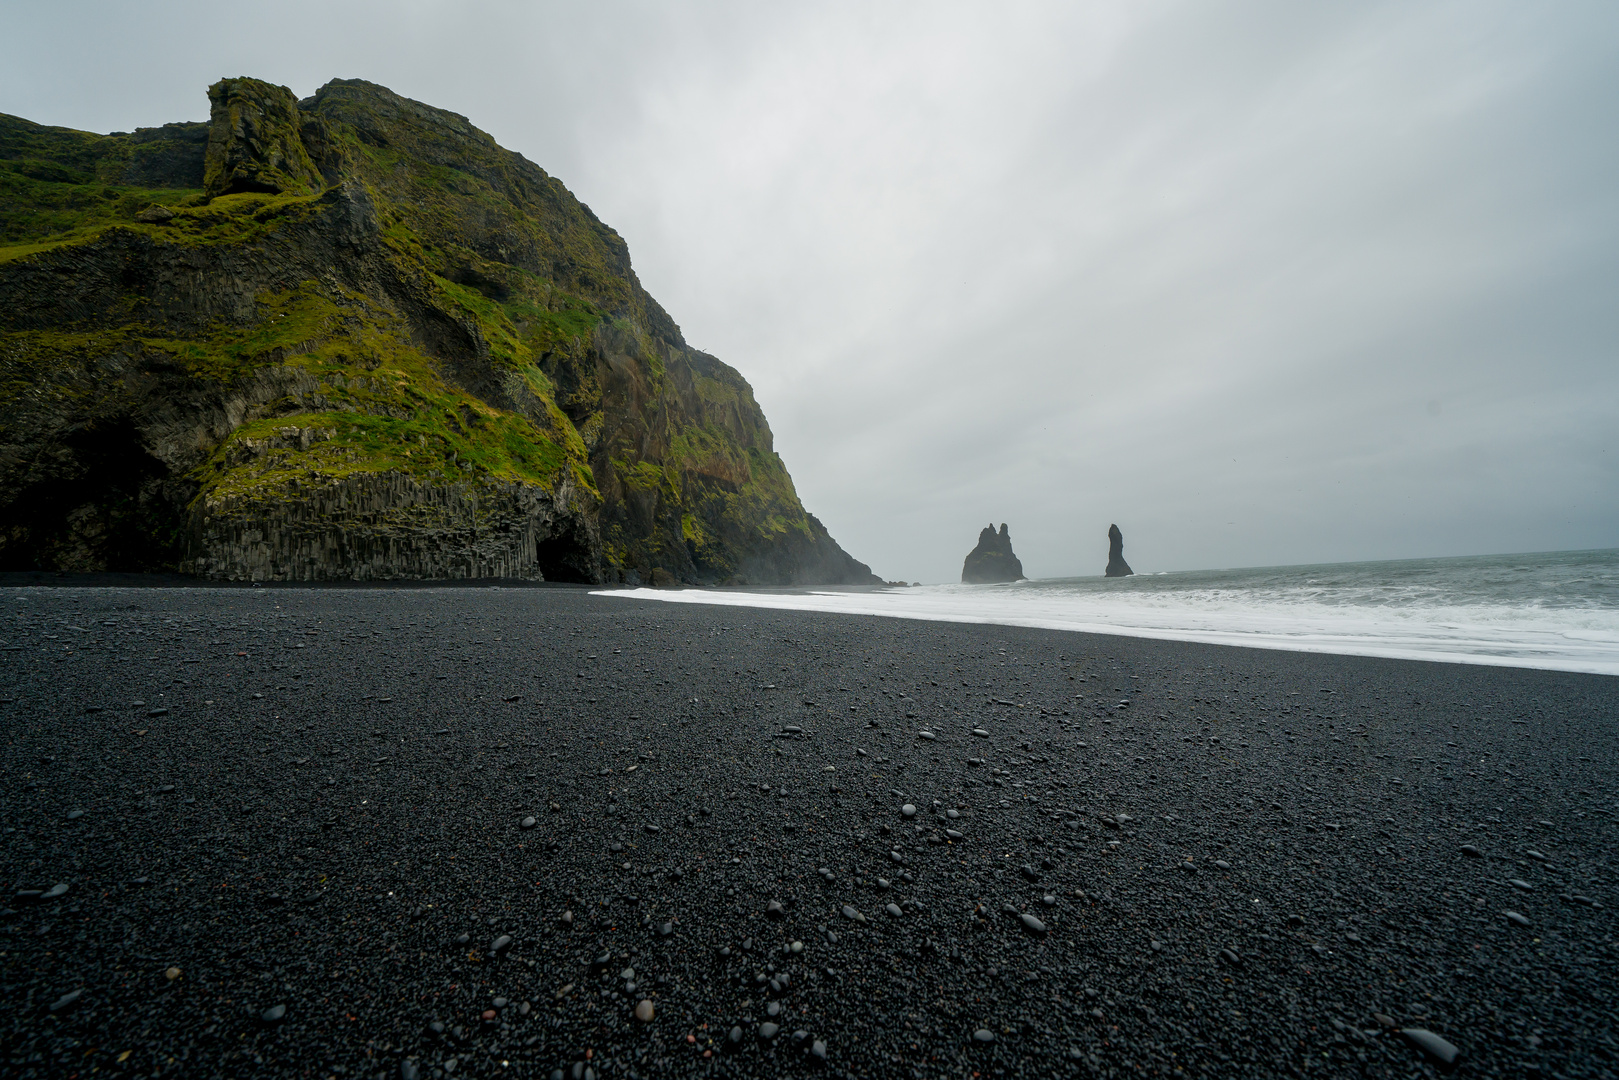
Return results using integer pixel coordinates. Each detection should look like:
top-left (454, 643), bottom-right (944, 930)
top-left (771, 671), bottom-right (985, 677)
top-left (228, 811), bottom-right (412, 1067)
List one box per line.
top-left (534, 523), bottom-right (598, 584)
top-left (0, 417), bottom-right (185, 572)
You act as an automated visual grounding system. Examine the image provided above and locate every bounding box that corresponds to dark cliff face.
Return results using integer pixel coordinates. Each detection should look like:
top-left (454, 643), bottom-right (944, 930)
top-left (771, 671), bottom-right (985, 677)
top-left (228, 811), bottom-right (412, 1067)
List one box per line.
top-left (962, 522), bottom-right (1025, 584)
top-left (0, 77), bottom-right (877, 585)
top-left (1105, 523), bottom-right (1134, 577)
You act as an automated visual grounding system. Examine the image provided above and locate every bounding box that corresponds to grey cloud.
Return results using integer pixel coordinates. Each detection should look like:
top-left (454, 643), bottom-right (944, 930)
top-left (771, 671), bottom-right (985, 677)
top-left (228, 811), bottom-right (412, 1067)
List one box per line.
top-left (5, 0), bottom-right (1615, 579)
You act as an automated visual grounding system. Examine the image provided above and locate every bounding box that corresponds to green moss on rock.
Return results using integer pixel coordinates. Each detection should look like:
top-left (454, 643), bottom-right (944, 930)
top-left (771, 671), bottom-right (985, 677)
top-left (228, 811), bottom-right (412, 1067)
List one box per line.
top-left (204, 78), bottom-right (324, 197)
top-left (0, 77), bottom-right (874, 585)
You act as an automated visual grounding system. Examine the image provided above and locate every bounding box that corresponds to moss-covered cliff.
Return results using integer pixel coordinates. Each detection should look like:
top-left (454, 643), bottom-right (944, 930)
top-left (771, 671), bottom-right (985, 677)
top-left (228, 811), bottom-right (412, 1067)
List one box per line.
top-left (0, 78), bottom-right (877, 585)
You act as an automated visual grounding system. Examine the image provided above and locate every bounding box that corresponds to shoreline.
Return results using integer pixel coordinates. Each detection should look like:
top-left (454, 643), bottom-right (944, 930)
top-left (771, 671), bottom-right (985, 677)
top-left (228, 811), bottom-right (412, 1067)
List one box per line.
top-left (1, 587), bottom-right (1614, 1078)
top-left (7, 573), bottom-right (1616, 678)
top-left (598, 586), bottom-right (1619, 679)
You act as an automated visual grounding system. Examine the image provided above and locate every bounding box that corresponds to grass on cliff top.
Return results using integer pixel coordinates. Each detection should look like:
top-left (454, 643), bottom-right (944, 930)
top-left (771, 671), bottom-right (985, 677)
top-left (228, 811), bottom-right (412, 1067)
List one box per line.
top-left (0, 184), bottom-right (327, 265)
top-left (0, 165), bottom-right (202, 255)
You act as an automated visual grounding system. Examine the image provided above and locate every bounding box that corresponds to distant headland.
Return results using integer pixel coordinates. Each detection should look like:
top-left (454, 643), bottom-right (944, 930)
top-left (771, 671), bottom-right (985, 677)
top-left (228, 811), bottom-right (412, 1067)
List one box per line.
top-left (0, 77), bottom-right (877, 588)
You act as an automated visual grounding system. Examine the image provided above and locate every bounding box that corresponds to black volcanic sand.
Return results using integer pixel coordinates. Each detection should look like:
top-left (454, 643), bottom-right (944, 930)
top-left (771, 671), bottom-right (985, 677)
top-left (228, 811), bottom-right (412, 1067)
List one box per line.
top-left (2, 585), bottom-right (1615, 1080)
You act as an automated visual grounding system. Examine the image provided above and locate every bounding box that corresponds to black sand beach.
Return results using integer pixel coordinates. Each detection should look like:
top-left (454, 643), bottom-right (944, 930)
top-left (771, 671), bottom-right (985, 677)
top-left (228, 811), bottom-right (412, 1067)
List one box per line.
top-left (1, 584), bottom-right (1614, 1079)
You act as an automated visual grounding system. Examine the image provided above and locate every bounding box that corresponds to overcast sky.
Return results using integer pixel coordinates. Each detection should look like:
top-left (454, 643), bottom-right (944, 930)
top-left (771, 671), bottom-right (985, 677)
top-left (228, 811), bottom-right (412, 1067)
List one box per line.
top-left (6, 1), bottom-right (1617, 581)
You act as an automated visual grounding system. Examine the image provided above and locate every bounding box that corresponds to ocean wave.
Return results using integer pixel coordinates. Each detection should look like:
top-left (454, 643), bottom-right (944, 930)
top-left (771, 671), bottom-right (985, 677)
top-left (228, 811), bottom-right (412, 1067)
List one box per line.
top-left (598, 549), bottom-right (1619, 676)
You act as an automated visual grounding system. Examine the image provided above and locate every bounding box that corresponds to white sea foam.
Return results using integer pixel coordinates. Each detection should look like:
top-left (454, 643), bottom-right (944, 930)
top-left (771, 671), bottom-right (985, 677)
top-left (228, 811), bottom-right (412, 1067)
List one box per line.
top-left (597, 549), bottom-right (1619, 676)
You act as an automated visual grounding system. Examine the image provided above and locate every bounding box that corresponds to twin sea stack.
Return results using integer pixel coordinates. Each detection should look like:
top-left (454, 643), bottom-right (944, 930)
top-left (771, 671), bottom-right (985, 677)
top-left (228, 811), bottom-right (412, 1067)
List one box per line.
top-left (959, 522), bottom-right (1135, 581)
top-left (961, 523), bottom-right (1025, 584)
top-left (0, 77), bottom-right (877, 587)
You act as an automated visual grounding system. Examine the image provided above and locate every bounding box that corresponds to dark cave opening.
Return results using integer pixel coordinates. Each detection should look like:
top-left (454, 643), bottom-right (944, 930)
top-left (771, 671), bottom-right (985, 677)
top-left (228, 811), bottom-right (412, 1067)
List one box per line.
top-left (534, 521), bottom-right (599, 584)
top-left (0, 417), bottom-right (187, 572)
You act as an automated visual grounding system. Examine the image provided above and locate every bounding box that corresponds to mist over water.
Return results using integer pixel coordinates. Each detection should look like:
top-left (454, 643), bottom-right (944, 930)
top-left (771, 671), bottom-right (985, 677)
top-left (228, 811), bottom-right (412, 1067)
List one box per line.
top-left (601, 549), bottom-right (1619, 675)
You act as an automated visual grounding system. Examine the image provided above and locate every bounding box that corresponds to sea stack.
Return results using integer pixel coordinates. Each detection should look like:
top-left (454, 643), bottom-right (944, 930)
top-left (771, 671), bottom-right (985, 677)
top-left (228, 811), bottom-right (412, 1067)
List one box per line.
top-left (962, 523), bottom-right (1026, 584)
top-left (1105, 524), bottom-right (1134, 577)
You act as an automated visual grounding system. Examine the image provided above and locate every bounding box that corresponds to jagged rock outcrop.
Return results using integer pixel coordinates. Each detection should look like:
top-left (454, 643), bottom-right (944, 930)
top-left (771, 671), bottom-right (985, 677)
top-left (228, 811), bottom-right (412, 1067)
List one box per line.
top-left (0, 77), bottom-right (879, 585)
top-left (962, 523), bottom-right (1025, 584)
top-left (203, 78), bottom-right (324, 197)
top-left (1105, 523), bottom-right (1133, 577)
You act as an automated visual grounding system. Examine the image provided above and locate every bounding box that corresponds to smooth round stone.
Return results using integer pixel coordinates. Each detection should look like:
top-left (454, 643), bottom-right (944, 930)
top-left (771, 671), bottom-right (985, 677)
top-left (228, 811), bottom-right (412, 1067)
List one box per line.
top-left (917, 731), bottom-right (935, 740)
top-left (811, 1039), bottom-right (828, 1059)
top-left (634, 998), bottom-right (654, 1022)
top-left (972, 728), bottom-right (989, 737)
top-left (946, 829), bottom-right (965, 841)
top-left (1214, 860), bottom-right (1232, 870)
top-left (766, 1002), bottom-right (781, 1017)
top-left (521, 816), bottom-right (537, 829)
top-left (885, 903), bottom-right (904, 918)
top-left (490, 935), bottom-right (512, 954)
top-left (1019, 913), bottom-right (1048, 935)
top-left (42, 883), bottom-right (69, 901)
top-left (1460, 844), bottom-right (1483, 858)
top-left (65, 809), bottom-right (84, 821)
top-left (1504, 910), bottom-right (1530, 927)
top-left (1508, 879), bottom-right (1534, 891)
top-left (972, 1028), bottom-right (996, 1043)
top-left (758, 1022), bottom-right (780, 1040)
top-left (165, 967), bottom-right (182, 981)
top-left (901, 804), bottom-right (916, 818)
top-left (260, 1003), bottom-right (286, 1024)
top-left (790, 940), bottom-right (804, 953)
top-left (1041, 895), bottom-right (1056, 906)
top-left (946, 809), bottom-right (961, 819)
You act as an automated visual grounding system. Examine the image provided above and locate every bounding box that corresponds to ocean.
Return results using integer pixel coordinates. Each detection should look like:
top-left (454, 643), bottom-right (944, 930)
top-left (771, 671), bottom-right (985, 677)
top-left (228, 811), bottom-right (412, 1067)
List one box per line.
top-left (598, 548), bottom-right (1619, 676)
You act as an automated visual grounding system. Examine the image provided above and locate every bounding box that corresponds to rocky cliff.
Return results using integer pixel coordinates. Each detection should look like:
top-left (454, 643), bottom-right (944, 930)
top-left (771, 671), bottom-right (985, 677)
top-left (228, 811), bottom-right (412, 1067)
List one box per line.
top-left (0, 78), bottom-right (877, 585)
top-left (1105, 523), bottom-right (1133, 577)
top-left (961, 523), bottom-right (1025, 584)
